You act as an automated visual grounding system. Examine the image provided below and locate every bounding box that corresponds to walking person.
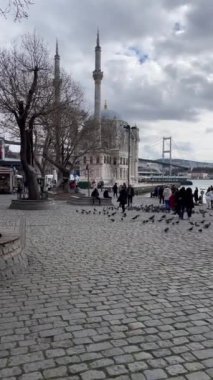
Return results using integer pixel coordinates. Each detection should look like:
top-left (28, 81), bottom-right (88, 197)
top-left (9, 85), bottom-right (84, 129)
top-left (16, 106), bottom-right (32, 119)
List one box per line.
top-left (118, 185), bottom-right (128, 213)
top-left (112, 182), bottom-right (118, 198)
top-left (185, 187), bottom-right (194, 219)
top-left (205, 187), bottom-right (213, 209)
top-left (193, 187), bottom-right (199, 205)
top-left (176, 187), bottom-right (186, 219)
top-left (127, 184), bottom-right (135, 207)
top-left (158, 185), bottom-right (164, 204)
top-left (91, 187), bottom-right (101, 205)
top-left (163, 186), bottom-right (172, 211)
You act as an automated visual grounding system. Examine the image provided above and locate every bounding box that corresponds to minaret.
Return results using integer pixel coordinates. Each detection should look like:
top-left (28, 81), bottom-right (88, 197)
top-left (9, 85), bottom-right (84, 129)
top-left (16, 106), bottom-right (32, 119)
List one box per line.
top-left (53, 39), bottom-right (61, 177)
top-left (54, 39), bottom-right (61, 103)
top-left (93, 30), bottom-right (103, 122)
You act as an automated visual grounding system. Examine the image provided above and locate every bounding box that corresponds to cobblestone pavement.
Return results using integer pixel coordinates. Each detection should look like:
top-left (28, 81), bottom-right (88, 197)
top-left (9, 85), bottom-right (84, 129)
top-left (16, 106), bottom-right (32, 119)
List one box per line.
top-left (1, 194), bottom-right (213, 379)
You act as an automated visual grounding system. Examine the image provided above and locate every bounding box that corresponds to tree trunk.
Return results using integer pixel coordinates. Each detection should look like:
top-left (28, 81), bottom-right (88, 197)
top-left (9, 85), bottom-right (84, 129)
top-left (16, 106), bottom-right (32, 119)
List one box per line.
top-left (19, 120), bottom-right (40, 200)
top-left (56, 169), bottom-right (70, 193)
top-left (25, 165), bottom-right (40, 200)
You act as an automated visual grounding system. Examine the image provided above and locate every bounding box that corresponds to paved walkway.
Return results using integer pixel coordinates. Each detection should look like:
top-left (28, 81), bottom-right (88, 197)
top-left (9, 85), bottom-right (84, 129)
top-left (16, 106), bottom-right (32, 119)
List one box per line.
top-left (1, 195), bottom-right (213, 379)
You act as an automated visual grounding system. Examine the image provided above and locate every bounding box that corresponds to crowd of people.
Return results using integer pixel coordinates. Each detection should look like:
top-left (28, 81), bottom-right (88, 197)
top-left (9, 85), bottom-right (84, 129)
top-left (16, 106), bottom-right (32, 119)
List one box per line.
top-left (151, 184), bottom-right (212, 219)
top-left (89, 180), bottom-right (213, 215)
top-left (91, 182), bottom-right (135, 211)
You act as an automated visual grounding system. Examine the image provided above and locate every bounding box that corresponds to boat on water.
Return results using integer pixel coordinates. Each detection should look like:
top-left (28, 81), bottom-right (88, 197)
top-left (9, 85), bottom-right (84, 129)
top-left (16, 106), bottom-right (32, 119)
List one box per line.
top-left (140, 175), bottom-right (193, 186)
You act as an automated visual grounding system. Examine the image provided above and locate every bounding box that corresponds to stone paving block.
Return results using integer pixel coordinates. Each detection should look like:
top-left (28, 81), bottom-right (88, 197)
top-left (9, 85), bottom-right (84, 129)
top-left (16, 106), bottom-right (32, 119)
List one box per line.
top-left (186, 371), bottom-right (211, 380)
top-left (128, 361), bottom-right (148, 372)
top-left (143, 369), bottom-right (167, 380)
top-left (166, 364), bottom-right (187, 376)
top-left (184, 361), bottom-right (204, 371)
top-left (106, 364), bottom-right (128, 376)
top-left (69, 363), bottom-right (88, 374)
top-left (19, 372), bottom-right (44, 380)
top-left (87, 342), bottom-right (112, 352)
top-left (56, 355), bottom-right (80, 365)
top-left (0, 366), bottom-right (22, 378)
top-left (81, 370), bottom-right (106, 379)
top-left (114, 354), bottom-right (134, 364)
top-left (194, 349), bottom-right (213, 359)
top-left (43, 366), bottom-right (67, 379)
top-left (131, 375), bottom-right (146, 380)
top-left (45, 348), bottom-right (65, 358)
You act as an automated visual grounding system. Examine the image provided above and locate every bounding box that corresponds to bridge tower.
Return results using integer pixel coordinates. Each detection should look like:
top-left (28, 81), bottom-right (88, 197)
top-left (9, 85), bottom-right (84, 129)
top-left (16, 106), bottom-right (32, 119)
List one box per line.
top-left (162, 137), bottom-right (172, 176)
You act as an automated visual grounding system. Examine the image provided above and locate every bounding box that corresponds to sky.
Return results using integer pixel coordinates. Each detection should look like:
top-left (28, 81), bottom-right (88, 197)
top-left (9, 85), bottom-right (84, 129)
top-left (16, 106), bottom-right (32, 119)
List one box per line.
top-left (0, 0), bottom-right (213, 162)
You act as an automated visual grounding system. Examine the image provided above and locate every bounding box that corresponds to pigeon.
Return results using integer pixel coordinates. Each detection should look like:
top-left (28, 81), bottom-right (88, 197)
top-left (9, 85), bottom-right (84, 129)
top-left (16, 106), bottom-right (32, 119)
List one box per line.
top-left (121, 218), bottom-right (123, 221)
top-left (204, 223), bottom-right (211, 229)
top-left (132, 215), bottom-right (140, 220)
top-left (110, 218), bottom-right (115, 222)
top-left (198, 229), bottom-right (203, 232)
top-left (149, 215), bottom-right (155, 221)
top-left (176, 221), bottom-right (180, 224)
top-left (164, 227), bottom-right (169, 233)
top-left (76, 210), bottom-right (79, 213)
top-left (123, 213), bottom-right (127, 217)
top-left (188, 227), bottom-right (193, 231)
top-left (189, 221), bottom-right (194, 225)
top-left (111, 212), bottom-right (116, 216)
top-left (200, 220), bottom-right (205, 224)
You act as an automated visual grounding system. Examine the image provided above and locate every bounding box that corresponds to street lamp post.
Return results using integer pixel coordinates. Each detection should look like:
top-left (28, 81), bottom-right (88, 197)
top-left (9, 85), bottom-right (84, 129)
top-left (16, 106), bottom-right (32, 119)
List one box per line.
top-left (86, 164), bottom-right (90, 196)
top-left (123, 124), bottom-right (137, 205)
top-left (124, 125), bottom-right (131, 189)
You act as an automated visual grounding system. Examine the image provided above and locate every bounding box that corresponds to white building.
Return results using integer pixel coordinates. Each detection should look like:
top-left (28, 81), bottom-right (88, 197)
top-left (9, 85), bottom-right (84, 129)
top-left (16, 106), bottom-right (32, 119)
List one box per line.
top-left (79, 32), bottom-right (140, 186)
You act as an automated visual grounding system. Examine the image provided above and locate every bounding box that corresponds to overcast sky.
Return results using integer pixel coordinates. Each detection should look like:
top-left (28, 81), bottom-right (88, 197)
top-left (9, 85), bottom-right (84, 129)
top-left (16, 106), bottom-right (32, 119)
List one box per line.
top-left (0, 0), bottom-right (213, 162)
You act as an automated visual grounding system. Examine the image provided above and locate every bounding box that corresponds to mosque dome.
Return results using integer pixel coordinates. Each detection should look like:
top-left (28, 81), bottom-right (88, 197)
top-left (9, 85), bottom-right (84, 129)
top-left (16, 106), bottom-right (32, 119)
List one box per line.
top-left (101, 101), bottom-right (121, 120)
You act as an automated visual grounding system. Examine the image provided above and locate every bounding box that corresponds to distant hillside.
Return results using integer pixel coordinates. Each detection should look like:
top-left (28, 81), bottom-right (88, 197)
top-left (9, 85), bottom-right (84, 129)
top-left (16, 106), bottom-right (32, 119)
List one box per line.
top-left (157, 158), bottom-right (213, 169)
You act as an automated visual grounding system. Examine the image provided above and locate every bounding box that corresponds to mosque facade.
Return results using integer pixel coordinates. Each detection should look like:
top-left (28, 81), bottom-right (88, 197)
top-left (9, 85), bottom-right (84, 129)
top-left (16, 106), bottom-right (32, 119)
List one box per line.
top-left (79, 32), bottom-right (140, 186)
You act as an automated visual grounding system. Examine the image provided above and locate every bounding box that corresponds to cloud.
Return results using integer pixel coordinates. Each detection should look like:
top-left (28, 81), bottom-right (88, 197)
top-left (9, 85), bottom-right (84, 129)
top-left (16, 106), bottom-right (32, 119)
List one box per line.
top-left (205, 127), bottom-right (213, 134)
top-left (0, 0), bottom-right (213, 161)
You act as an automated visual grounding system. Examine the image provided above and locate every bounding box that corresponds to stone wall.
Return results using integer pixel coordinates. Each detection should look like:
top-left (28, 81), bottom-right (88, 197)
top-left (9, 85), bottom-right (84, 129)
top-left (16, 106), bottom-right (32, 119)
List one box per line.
top-left (0, 234), bottom-right (27, 280)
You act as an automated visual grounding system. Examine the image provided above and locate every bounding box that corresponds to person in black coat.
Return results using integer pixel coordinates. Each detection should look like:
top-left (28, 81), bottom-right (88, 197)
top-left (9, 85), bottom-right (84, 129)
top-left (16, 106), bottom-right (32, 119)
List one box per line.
top-left (193, 187), bottom-right (199, 205)
top-left (91, 187), bottom-right (101, 205)
top-left (118, 185), bottom-right (128, 212)
top-left (112, 183), bottom-right (118, 198)
top-left (127, 185), bottom-right (135, 206)
top-left (176, 187), bottom-right (186, 219)
top-left (185, 187), bottom-right (194, 219)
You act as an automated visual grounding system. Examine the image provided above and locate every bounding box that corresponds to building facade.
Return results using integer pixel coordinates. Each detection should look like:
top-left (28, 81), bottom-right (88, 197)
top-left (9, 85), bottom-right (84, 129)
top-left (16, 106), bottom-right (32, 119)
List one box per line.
top-left (79, 32), bottom-right (139, 186)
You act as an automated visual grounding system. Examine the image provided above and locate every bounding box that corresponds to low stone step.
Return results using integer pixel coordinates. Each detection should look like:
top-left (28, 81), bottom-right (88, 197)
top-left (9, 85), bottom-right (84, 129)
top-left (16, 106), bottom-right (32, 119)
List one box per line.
top-left (67, 197), bottom-right (112, 206)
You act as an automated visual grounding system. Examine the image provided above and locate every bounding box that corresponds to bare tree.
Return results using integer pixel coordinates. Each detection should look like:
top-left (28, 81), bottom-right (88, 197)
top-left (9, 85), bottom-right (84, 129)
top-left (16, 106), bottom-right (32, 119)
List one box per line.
top-left (0, 0), bottom-right (33, 20)
top-left (0, 33), bottom-right (54, 199)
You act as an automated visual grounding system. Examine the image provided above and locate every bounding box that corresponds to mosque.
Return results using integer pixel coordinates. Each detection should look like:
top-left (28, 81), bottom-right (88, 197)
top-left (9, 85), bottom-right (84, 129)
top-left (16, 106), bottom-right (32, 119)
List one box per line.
top-left (54, 32), bottom-right (140, 185)
top-left (79, 32), bottom-right (140, 185)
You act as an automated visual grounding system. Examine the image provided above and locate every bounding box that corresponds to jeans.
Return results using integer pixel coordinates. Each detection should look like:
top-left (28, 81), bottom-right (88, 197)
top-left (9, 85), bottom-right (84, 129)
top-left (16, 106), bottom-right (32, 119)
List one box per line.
top-left (164, 200), bottom-right (170, 210)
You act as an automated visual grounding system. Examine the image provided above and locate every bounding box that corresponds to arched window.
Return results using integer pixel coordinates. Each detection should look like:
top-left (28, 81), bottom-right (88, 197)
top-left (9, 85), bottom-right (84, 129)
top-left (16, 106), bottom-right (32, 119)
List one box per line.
top-left (90, 156), bottom-right (93, 164)
top-left (96, 156), bottom-right (100, 164)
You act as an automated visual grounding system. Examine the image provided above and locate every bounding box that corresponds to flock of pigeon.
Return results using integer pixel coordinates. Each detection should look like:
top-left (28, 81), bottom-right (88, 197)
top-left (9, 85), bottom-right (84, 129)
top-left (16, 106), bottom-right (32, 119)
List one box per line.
top-left (75, 204), bottom-right (212, 233)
